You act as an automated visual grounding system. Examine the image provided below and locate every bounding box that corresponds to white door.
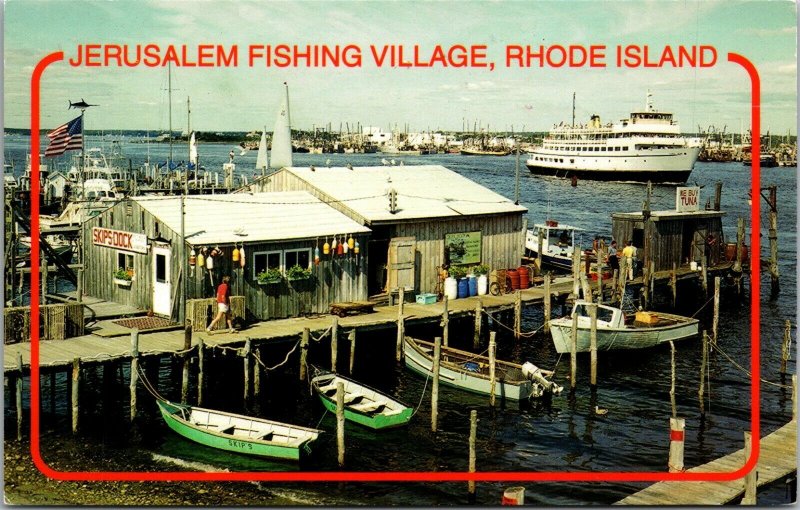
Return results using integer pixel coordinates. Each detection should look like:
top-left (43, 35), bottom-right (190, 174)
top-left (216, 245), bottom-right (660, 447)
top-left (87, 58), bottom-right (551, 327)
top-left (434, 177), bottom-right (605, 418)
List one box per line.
top-left (152, 245), bottom-right (171, 316)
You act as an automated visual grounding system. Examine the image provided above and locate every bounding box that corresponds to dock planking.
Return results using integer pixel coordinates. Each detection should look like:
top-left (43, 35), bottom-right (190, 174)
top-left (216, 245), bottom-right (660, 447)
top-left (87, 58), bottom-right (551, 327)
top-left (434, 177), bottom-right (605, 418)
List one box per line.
top-left (615, 419), bottom-right (796, 505)
top-left (4, 277), bottom-right (575, 373)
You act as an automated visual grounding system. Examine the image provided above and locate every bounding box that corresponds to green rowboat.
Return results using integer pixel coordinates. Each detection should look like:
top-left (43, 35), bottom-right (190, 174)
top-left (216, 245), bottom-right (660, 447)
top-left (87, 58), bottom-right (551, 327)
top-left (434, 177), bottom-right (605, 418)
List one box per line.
top-left (311, 371), bottom-right (413, 430)
top-left (157, 400), bottom-right (322, 461)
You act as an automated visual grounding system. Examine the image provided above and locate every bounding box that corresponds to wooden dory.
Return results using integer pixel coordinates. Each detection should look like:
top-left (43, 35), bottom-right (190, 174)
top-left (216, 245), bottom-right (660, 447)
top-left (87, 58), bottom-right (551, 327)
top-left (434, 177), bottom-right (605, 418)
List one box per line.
top-left (157, 400), bottom-right (322, 461)
top-left (311, 371), bottom-right (413, 430)
top-left (403, 336), bottom-right (561, 400)
top-left (549, 301), bottom-right (700, 353)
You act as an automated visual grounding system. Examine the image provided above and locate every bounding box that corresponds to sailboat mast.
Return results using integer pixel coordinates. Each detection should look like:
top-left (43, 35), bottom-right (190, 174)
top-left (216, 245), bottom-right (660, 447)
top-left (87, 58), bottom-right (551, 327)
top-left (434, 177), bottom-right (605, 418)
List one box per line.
top-left (168, 62), bottom-right (173, 165)
top-left (571, 92), bottom-right (576, 127)
top-left (284, 82), bottom-right (291, 134)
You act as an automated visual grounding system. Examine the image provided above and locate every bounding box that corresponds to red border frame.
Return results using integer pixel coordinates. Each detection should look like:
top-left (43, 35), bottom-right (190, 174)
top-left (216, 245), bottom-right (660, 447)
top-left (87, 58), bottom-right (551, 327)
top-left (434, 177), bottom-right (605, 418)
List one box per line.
top-left (27, 50), bottom-right (761, 483)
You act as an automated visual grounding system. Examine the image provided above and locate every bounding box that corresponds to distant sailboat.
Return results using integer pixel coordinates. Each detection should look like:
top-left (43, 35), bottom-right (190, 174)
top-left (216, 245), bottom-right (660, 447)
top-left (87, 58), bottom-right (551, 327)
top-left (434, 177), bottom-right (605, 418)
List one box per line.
top-left (269, 83), bottom-right (293, 169)
top-left (255, 129), bottom-right (269, 175)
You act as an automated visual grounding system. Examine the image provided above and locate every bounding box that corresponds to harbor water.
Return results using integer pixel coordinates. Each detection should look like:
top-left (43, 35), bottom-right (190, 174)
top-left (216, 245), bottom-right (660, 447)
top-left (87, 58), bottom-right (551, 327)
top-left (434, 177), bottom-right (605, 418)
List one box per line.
top-left (4, 135), bottom-right (797, 505)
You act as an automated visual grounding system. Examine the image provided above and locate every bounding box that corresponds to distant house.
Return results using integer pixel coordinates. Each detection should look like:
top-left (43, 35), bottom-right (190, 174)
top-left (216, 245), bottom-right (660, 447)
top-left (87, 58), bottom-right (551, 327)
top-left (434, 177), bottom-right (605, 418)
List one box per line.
top-left (248, 165), bottom-right (528, 296)
top-left (81, 192), bottom-right (370, 323)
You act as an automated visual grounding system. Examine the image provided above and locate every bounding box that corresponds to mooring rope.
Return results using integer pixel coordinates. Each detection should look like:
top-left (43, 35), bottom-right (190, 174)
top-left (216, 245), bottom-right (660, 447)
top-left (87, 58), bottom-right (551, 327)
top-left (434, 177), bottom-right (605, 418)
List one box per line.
top-left (690, 295), bottom-right (716, 318)
top-left (135, 363), bottom-right (170, 403)
top-left (712, 342), bottom-right (793, 389)
top-left (481, 308), bottom-right (542, 338)
top-left (410, 368), bottom-right (433, 419)
top-left (251, 339), bottom-right (300, 371)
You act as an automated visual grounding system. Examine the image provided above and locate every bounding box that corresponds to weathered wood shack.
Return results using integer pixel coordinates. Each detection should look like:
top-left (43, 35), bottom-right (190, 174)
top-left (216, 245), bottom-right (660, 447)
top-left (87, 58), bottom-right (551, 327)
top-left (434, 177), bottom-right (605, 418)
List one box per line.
top-left (611, 209), bottom-right (726, 271)
top-left (247, 165), bottom-right (528, 296)
top-left (81, 192), bottom-right (371, 323)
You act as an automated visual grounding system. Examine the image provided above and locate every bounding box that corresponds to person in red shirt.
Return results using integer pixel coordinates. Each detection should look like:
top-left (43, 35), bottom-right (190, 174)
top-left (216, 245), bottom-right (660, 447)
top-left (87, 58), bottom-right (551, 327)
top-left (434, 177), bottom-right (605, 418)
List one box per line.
top-left (206, 275), bottom-right (235, 334)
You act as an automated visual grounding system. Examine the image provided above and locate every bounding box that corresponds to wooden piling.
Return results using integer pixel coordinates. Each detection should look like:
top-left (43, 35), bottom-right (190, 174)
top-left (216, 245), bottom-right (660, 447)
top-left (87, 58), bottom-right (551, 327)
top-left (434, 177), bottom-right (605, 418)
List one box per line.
top-left (442, 295), bottom-right (450, 348)
top-left (396, 288), bottom-right (405, 361)
top-left (473, 300), bottom-right (483, 349)
top-left (432, 335), bottom-right (442, 432)
top-left (767, 185), bottom-right (779, 296)
top-left (596, 251), bottom-right (604, 305)
top-left (781, 320), bottom-right (791, 374)
top-left (71, 357), bottom-right (80, 434)
top-left (536, 228), bottom-right (544, 271)
top-left (243, 337), bottom-right (251, 405)
top-left (489, 332), bottom-right (497, 406)
top-left (300, 328), bottom-right (310, 382)
top-left (197, 336), bottom-right (205, 406)
top-left (129, 329), bottom-right (139, 422)
top-left (182, 325), bottom-right (192, 404)
top-left (589, 303), bottom-right (598, 387)
top-left (701, 262), bottom-right (708, 295)
top-left (617, 256), bottom-right (628, 300)
top-left (253, 345), bottom-right (261, 403)
top-left (570, 312), bottom-right (578, 390)
top-left (331, 316), bottom-right (339, 373)
top-left (543, 276), bottom-right (552, 333)
top-left (734, 217), bottom-right (745, 274)
top-left (668, 417), bottom-right (685, 473)
top-left (336, 381), bottom-right (345, 467)
top-left (670, 341), bottom-right (677, 418)
top-left (712, 277), bottom-right (721, 345)
top-left (699, 331), bottom-right (708, 416)
top-left (792, 375), bottom-right (796, 421)
top-left (642, 256), bottom-right (650, 309)
top-left (742, 431), bottom-right (757, 505)
top-left (572, 246), bottom-right (581, 298)
top-left (468, 409), bottom-right (477, 499)
top-left (348, 329), bottom-right (356, 375)
top-left (671, 263), bottom-right (677, 308)
top-left (514, 291), bottom-right (522, 340)
top-left (16, 353), bottom-right (23, 441)
top-left (713, 181), bottom-right (723, 211)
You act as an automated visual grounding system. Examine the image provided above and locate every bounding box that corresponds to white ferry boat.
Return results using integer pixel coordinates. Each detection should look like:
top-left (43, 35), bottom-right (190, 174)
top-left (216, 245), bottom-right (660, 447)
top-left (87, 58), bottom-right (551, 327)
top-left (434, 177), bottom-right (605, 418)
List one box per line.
top-left (526, 93), bottom-right (701, 183)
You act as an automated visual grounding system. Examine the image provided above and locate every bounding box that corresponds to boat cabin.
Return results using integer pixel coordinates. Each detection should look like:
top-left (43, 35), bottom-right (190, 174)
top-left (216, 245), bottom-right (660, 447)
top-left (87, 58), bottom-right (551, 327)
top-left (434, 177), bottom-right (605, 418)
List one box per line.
top-left (525, 221), bottom-right (583, 269)
top-left (570, 301), bottom-right (624, 329)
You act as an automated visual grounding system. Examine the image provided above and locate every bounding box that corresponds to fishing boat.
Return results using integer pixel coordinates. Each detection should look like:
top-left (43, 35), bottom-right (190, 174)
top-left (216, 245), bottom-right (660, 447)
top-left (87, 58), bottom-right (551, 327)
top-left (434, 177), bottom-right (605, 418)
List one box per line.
top-left (403, 336), bottom-right (562, 400)
top-left (459, 147), bottom-right (511, 156)
top-left (156, 399), bottom-right (322, 461)
top-left (548, 300), bottom-right (700, 353)
top-left (310, 370), bottom-right (413, 430)
top-left (526, 92), bottom-right (702, 183)
top-left (525, 220), bottom-right (586, 271)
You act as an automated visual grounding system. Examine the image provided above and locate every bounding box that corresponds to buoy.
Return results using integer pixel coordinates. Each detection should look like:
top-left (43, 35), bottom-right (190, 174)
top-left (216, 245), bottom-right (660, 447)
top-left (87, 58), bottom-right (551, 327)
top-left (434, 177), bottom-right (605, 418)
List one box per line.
top-left (232, 246), bottom-right (240, 262)
top-left (189, 249), bottom-right (196, 266)
top-left (323, 240), bottom-right (330, 255)
top-left (354, 241), bottom-right (360, 254)
top-left (336, 240), bottom-right (344, 255)
top-left (206, 253), bottom-right (214, 269)
top-left (331, 237), bottom-right (338, 250)
top-left (314, 246), bottom-right (321, 265)
top-left (196, 250), bottom-right (205, 269)
top-left (343, 239), bottom-right (349, 254)
top-left (239, 245), bottom-right (246, 268)
top-left (347, 236), bottom-right (355, 250)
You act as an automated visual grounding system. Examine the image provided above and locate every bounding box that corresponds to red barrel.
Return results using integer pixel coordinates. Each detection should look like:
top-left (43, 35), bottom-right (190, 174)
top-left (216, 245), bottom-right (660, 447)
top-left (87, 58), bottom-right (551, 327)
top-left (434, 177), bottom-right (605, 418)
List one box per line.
top-left (517, 266), bottom-right (530, 289)
top-left (508, 269), bottom-right (520, 290)
top-left (724, 243), bottom-right (750, 262)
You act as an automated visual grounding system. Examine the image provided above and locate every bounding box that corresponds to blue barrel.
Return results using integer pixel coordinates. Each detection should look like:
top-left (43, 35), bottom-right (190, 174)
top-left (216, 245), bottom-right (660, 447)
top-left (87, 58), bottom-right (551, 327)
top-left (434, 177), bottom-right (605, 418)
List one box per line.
top-left (468, 276), bottom-right (478, 297)
top-left (457, 278), bottom-right (469, 299)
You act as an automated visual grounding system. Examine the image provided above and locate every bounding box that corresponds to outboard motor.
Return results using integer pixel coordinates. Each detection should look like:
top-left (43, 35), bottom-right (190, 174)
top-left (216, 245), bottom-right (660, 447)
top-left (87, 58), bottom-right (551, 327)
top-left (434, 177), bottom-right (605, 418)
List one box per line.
top-left (522, 362), bottom-right (563, 395)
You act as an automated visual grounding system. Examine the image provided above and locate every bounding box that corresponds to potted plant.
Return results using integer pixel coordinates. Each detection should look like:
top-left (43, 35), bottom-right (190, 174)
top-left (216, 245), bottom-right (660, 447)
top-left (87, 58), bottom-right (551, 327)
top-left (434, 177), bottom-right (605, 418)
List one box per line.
top-left (448, 265), bottom-right (467, 280)
top-left (286, 264), bottom-right (312, 281)
top-left (472, 264), bottom-right (490, 276)
top-left (256, 267), bottom-right (283, 285)
top-left (473, 264), bottom-right (490, 295)
top-left (113, 267), bottom-right (133, 287)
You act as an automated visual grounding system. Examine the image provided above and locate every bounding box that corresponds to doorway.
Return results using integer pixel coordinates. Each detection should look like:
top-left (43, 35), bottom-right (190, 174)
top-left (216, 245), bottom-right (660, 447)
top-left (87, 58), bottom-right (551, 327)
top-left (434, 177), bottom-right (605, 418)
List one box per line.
top-left (152, 244), bottom-right (171, 316)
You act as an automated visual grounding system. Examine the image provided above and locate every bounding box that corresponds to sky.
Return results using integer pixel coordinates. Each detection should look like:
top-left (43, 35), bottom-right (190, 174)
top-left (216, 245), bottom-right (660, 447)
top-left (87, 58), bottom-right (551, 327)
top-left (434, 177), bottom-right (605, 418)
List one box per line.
top-left (3, 0), bottom-right (797, 135)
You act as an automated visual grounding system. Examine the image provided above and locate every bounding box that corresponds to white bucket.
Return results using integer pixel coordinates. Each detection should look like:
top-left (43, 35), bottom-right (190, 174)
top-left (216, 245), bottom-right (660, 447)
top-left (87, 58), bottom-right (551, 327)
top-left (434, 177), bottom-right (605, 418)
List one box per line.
top-left (477, 275), bottom-right (488, 295)
top-left (502, 486), bottom-right (525, 505)
top-left (690, 261), bottom-right (698, 271)
top-left (444, 277), bottom-right (458, 300)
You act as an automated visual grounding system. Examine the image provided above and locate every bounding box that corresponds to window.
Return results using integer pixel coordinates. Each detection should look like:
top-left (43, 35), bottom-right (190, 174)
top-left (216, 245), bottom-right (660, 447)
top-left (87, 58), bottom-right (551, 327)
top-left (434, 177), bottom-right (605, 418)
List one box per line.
top-left (253, 251), bottom-right (282, 278)
top-left (285, 248), bottom-right (311, 270)
top-left (155, 253), bottom-right (167, 283)
top-left (117, 251), bottom-right (134, 271)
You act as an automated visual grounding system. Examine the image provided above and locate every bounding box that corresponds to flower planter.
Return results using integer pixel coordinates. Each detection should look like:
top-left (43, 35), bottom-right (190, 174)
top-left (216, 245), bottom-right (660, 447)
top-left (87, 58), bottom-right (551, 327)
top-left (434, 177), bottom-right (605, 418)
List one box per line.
top-left (288, 275), bottom-right (311, 282)
top-left (257, 277), bottom-right (283, 285)
top-left (114, 278), bottom-right (132, 287)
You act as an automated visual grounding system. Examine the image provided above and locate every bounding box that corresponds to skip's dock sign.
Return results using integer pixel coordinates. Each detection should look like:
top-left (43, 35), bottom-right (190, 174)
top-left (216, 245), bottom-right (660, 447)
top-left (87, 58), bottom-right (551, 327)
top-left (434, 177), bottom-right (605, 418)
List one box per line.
top-left (92, 227), bottom-right (148, 254)
top-left (676, 187), bottom-right (700, 212)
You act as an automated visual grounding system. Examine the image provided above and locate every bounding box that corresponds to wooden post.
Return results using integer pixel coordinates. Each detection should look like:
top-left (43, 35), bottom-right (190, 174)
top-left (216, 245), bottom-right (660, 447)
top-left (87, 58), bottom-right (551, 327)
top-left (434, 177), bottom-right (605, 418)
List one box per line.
top-left (331, 316), bottom-right (339, 373)
top-left (396, 287), bottom-right (405, 362)
top-left (671, 263), bottom-right (678, 308)
top-left (572, 246), bottom-right (581, 298)
top-left (243, 337), bottom-right (251, 405)
top-left (197, 336), bottom-right (205, 406)
top-left (300, 328), bottom-right (310, 381)
top-left (767, 186), bottom-right (779, 296)
top-left (473, 300), bottom-right (483, 349)
top-left (701, 261), bottom-right (708, 295)
top-left (792, 374), bottom-right (796, 421)
top-left (742, 431), bottom-right (757, 505)
top-left (182, 325), bottom-right (192, 404)
top-left (580, 273), bottom-right (592, 303)
top-left (713, 181), bottom-right (722, 211)
top-left (71, 357), bottom-right (80, 434)
top-left (649, 260), bottom-right (655, 300)
top-left (468, 409), bottom-right (477, 500)
top-left (253, 345), bottom-right (261, 403)
top-left (336, 381), bottom-right (345, 467)
top-left (699, 331), bottom-right (708, 417)
top-left (642, 254), bottom-right (649, 309)
top-left (617, 256), bottom-right (628, 300)
top-left (536, 228), bottom-right (544, 271)
top-left (16, 353), bottom-right (23, 441)
top-left (432, 335), bottom-right (442, 432)
top-left (781, 320), bottom-right (791, 374)
top-left (596, 251), bottom-right (604, 305)
top-left (513, 290), bottom-right (522, 340)
top-left (570, 312), bottom-right (578, 390)
top-left (129, 329), bottom-right (139, 422)
top-left (589, 303), bottom-right (597, 387)
top-left (442, 295), bottom-right (450, 348)
top-left (41, 250), bottom-right (48, 305)
top-left (734, 217), bottom-right (745, 274)
top-left (489, 332), bottom-right (497, 406)
top-left (348, 329), bottom-right (356, 375)
top-left (668, 417), bottom-right (685, 472)
top-left (712, 277), bottom-right (721, 345)
top-left (670, 341), bottom-right (677, 418)
top-left (543, 276), bottom-right (551, 333)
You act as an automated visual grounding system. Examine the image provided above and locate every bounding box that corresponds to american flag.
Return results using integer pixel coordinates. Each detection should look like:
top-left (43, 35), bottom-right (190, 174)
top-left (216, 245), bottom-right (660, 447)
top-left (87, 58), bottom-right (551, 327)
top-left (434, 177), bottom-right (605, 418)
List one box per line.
top-left (44, 115), bottom-right (83, 157)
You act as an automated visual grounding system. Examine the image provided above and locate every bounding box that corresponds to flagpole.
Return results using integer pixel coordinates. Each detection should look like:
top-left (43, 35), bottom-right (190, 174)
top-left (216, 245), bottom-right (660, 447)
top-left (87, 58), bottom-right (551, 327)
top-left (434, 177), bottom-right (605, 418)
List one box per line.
top-left (79, 108), bottom-right (85, 196)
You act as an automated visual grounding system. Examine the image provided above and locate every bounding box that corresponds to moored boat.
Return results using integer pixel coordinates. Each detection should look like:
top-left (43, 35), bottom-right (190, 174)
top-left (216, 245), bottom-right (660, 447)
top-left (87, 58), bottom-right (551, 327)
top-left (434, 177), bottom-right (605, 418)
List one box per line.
top-left (311, 370), bottom-right (413, 430)
top-left (156, 399), bottom-right (322, 461)
top-left (549, 300), bottom-right (700, 353)
top-left (524, 220), bottom-right (586, 271)
top-left (403, 336), bottom-right (562, 400)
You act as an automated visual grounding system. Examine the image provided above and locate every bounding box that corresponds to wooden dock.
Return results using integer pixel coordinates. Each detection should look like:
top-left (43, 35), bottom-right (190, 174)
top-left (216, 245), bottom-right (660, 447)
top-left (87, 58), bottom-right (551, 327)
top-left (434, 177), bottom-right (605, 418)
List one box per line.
top-left (616, 419), bottom-right (797, 505)
top-left (4, 277), bottom-right (575, 373)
